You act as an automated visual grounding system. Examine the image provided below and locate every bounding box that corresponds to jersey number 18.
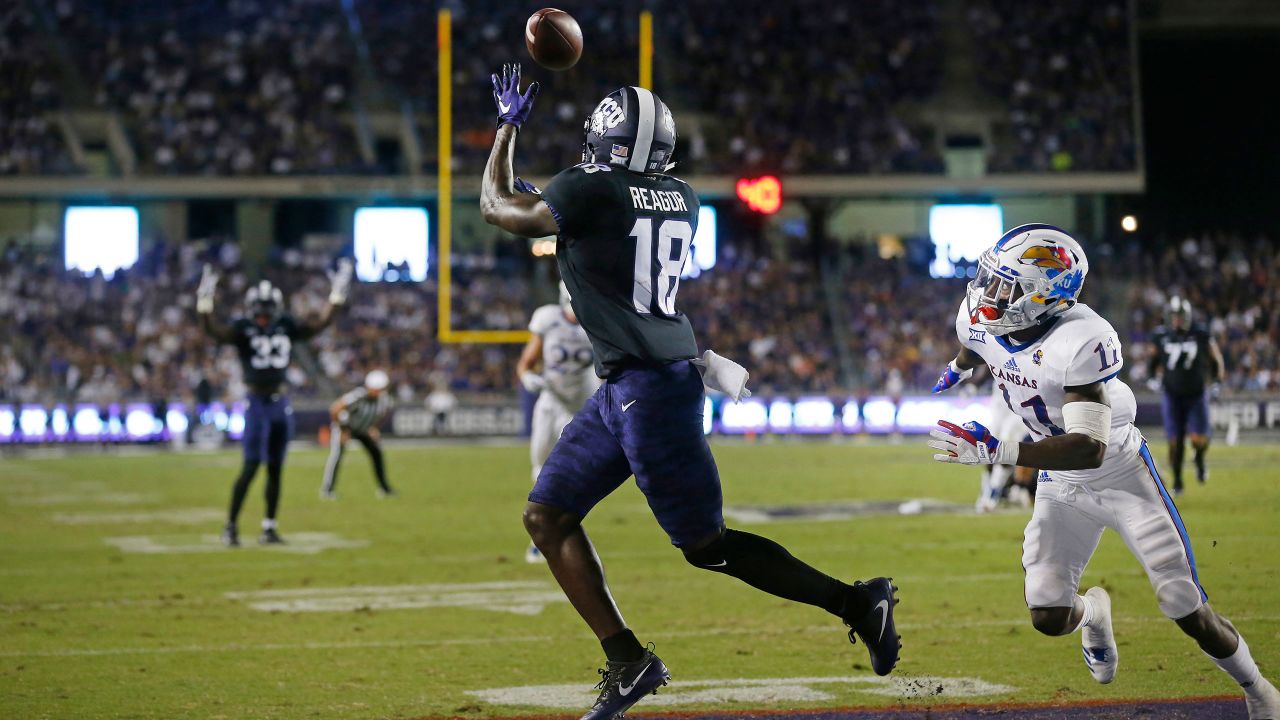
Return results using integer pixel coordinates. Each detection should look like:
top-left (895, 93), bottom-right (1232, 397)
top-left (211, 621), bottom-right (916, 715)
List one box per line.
top-left (630, 218), bottom-right (692, 316)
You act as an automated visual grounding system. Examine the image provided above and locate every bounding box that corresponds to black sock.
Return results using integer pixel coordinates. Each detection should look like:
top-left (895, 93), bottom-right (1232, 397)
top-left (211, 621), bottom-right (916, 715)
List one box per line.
top-left (228, 462), bottom-right (260, 524)
top-left (601, 629), bottom-right (645, 663)
top-left (1194, 445), bottom-right (1207, 472)
top-left (367, 442), bottom-right (390, 492)
top-left (685, 529), bottom-right (870, 621)
top-left (264, 464), bottom-right (283, 520)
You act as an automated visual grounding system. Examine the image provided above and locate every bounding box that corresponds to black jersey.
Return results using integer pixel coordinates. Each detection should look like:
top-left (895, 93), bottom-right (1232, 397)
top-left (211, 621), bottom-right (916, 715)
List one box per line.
top-left (540, 162), bottom-right (700, 377)
top-left (1151, 325), bottom-right (1213, 395)
top-left (231, 316), bottom-right (301, 389)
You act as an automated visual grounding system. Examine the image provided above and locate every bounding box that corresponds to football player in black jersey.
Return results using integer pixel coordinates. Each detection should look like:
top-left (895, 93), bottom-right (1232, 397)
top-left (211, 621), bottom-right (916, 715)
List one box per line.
top-left (480, 63), bottom-right (900, 720)
top-left (196, 260), bottom-right (352, 546)
top-left (1148, 297), bottom-right (1225, 495)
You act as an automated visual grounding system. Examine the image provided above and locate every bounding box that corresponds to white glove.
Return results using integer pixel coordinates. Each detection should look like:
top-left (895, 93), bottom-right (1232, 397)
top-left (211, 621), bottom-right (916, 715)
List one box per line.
top-left (928, 420), bottom-right (1019, 466)
top-left (196, 264), bottom-right (219, 314)
top-left (520, 371), bottom-right (547, 393)
top-left (327, 258), bottom-right (354, 305)
top-left (691, 349), bottom-right (752, 402)
top-left (1145, 377), bottom-right (1162, 392)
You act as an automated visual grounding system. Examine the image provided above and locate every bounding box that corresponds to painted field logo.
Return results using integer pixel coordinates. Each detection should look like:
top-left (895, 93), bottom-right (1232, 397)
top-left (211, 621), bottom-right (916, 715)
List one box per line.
top-left (467, 675), bottom-right (1016, 709)
top-left (226, 581), bottom-right (567, 616)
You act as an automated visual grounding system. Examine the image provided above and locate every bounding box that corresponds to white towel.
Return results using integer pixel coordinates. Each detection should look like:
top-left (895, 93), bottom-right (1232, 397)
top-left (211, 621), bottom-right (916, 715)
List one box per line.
top-left (691, 350), bottom-right (752, 402)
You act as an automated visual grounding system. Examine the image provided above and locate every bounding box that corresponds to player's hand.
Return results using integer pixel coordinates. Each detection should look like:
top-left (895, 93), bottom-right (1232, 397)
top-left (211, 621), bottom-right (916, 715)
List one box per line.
top-left (327, 258), bottom-right (354, 305)
top-left (1145, 377), bottom-right (1162, 392)
top-left (368, 426), bottom-right (381, 441)
top-left (514, 177), bottom-right (541, 194)
top-left (491, 62), bottom-right (540, 130)
top-left (931, 360), bottom-right (973, 394)
top-left (520, 371), bottom-right (547, 393)
top-left (196, 264), bottom-right (219, 314)
top-left (692, 350), bottom-right (751, 402)
top-left (1208, 382), bottom-right (1222, 398)
top-left (929, 420), bottom-right (1018, 466)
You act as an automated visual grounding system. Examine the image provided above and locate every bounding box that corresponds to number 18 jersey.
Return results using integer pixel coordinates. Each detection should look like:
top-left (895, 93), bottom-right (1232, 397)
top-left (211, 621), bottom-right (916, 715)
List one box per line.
top-left (540, 163), bottom-right (700, 378)
top-left (955, 301), bottom-right (1143, 483)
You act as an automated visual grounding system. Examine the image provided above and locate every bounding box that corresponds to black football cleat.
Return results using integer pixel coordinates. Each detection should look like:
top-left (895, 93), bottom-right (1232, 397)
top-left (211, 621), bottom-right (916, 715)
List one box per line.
top-left (580, 647), bottom-right (670, 720)
top-left (845, 577), bottom-right (901, 676)
top-left (221, 523), bottom-right (240, 548)
top-left (258, 527), bottom-right (286, 545)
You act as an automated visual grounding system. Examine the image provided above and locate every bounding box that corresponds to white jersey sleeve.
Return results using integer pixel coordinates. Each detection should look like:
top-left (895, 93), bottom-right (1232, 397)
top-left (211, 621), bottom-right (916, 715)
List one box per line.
top-left (1064, 329), bottom-right (1124, 387)
top-left (528, 305), bottom-right (562, 336)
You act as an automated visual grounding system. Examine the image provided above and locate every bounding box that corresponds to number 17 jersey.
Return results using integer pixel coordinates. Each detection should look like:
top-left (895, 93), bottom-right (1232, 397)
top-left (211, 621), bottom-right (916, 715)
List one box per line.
top-left (955, 301), bottom-right (1143, 483)
top-left (541, 163), bottom-right (700, 378)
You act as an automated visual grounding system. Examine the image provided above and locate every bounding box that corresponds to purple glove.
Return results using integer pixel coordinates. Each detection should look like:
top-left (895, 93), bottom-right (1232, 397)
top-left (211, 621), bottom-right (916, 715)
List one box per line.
top-left (514, 177), bottom-right (541, 194)
top-left (491, 62), bottom-right (540, 131)
top-left (931, 360), bottom-right (973, 394)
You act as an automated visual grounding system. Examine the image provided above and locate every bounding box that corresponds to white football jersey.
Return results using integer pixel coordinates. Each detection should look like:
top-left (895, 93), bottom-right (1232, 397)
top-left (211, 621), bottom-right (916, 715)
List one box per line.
top-left (956, 301), bottom-right (1143, 484)
top-left (530, 304), bottom-right (600, 410)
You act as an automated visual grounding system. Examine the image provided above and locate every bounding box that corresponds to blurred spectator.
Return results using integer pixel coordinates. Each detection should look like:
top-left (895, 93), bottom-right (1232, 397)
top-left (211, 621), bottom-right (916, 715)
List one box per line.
top-left (0, 7), bottom-right (77, 175)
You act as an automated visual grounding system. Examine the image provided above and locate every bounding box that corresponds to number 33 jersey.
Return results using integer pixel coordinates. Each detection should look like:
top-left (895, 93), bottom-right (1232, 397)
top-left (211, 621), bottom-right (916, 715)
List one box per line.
top-left (540, 163), bottom-right (700, 378)
top-left (231, 316), bottom-right (300, 387)
top-left (955, 301), bottom-right (1143, 482)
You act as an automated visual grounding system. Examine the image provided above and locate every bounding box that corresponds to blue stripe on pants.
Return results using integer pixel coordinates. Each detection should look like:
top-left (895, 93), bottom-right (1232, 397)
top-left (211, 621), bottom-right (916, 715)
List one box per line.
top-left (1139, 441), bottom-right (1208, 603)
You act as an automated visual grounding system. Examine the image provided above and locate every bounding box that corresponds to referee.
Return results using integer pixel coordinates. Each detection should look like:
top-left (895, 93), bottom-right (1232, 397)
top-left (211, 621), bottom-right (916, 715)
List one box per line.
top-left (321, 370), bottom-right (395, 499)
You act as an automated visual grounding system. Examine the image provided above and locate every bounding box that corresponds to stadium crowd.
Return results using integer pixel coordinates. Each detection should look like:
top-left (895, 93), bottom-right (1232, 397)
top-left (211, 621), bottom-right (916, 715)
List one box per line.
top-left (8, 0), bottom-right (1137, 177)
top-left (3, 230), bottom-right (1275, 409)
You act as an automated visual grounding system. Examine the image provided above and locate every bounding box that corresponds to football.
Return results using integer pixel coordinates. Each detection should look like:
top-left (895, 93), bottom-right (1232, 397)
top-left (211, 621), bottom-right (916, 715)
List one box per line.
top-left (525, 8), bottom-right (582, 71)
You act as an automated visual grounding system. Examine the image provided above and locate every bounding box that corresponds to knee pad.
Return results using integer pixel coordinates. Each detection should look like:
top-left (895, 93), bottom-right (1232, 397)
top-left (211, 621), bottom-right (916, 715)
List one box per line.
top-left (1023, 565), bottom-right (1077, 609)
top-left (1154, 577), bottom-right (1205, 619)
top-left (682, 531), bottom-right (729, 570)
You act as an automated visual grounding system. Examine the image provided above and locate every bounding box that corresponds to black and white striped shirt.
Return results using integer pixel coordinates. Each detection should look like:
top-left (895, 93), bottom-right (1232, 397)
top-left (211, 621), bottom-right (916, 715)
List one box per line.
top-left (338, 387), bottom-right (392, 434)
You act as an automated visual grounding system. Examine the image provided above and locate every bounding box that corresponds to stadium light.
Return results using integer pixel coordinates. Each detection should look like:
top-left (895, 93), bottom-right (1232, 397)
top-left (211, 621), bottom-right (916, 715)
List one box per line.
top-left (1121, 215), bottom-right (1138, 233)
top-left (736, 176), bottom-right (782, 214)
top-left (64, 206), bottom-right (139, 279)
top-left (353, 207), bottom-right (430, 282)
top-left (929, 204), bottom-right (1004, 278)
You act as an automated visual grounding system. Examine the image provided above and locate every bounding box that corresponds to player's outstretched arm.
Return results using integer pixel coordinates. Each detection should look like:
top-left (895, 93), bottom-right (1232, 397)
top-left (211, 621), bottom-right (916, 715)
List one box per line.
top-left (1011, 382), bottom-right (1110, 470)
top-left (480, 64), bottom-right (557, 238)
top-left (932, 347), bottom-right (985, 393)
top-left (297, 259), bottom-right (352, 340)
top-left (196, 264), bottom-right (236, 343)
top-left (929, 381), bottom-right (1109, 470)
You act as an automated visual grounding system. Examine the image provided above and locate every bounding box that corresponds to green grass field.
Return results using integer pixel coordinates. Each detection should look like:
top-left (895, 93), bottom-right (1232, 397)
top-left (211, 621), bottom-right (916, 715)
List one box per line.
top-left (2, 439), bottom-right (1278, 719)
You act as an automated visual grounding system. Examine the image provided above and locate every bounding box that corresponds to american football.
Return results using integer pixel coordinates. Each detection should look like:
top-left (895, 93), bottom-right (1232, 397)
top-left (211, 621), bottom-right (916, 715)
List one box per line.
top-left (2, 2), bottom-right (1278, 720)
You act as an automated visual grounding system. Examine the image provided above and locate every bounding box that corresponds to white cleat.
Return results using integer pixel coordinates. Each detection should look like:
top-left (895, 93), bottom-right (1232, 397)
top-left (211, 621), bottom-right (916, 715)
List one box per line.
top-left (1246, 676), bottom-right (1280, 719)
top-left (1081, 586), bottom-right (1118, 684)
top-left (524, 543), bottom-right (546, 564)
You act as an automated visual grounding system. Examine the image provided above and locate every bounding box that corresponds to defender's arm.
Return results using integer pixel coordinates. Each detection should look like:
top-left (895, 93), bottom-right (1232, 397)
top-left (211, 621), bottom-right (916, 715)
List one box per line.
top-left (516, 332), bottom-right (547, 393)
top-left (196, 264), bottom-right (236, 343)
top-left (198, 312), bottom-right (237, 344)
top-left (480, 125), bottom-right (558, 238)
top-left (1207, 338), bottom-right (1226, 383)
top-left (1012, 382), bottom-right (1109, 470)
top-left (297, 259), bottom-right (353, 340)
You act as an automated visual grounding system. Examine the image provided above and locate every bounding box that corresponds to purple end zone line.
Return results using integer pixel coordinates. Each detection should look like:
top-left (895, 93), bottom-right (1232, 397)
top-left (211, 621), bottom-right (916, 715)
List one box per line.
top-left (406, 695), bottom-right (1244, 720)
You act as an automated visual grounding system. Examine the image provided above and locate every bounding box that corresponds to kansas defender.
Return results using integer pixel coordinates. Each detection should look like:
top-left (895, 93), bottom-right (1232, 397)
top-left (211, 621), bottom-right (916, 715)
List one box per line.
top-left (480, 64), bottom-right (900, 720)
top-left (196, 261), bottom-right (352, 546)
top-left (320, 370), bottom-right (395, 499)
top-left (1148, 297), bottom-right (1224, 494)
top-left (516, 283), bottom-right (600, 563)
top-left (930, 225), bottom-right (1277, 718)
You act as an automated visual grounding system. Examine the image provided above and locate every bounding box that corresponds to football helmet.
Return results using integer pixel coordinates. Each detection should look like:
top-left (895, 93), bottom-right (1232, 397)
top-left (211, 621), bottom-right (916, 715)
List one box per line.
top-left (245, 280), bottom-right (283, 320)
top-left (1166, 296), bottom-right (1192, 327)
top-left (582, 87), bottom-right (677, 174)
top-left (967, 224), bottom-right (1088, 335)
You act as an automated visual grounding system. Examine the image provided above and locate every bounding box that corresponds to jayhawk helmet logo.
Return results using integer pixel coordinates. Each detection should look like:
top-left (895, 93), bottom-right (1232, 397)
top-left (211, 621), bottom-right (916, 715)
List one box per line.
top-left (967, 224), bottom-right (1090, 335)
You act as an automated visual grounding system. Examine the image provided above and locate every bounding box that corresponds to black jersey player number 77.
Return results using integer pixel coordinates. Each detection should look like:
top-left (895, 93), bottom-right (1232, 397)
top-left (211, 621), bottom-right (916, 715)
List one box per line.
top-left (480, 62), bottom-right (901, 720)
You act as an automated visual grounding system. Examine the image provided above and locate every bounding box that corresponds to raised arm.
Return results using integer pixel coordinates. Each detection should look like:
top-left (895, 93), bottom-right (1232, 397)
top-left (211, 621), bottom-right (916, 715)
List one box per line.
top-left (1207, 337), bottom-right (1226, 383)
top-left (296, 259), bottom-right (352, 340)
top-left (932, 346), bottom-right (987, 393)
top-left (196, 264), bottom-right (236, 343)
top-left (479, 64), bottom-right (558, 239)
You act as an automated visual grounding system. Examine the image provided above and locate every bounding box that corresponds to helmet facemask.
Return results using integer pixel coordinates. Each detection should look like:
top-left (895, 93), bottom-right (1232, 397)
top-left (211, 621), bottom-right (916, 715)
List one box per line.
top-left (966, 251), bottom-right (1070, 335)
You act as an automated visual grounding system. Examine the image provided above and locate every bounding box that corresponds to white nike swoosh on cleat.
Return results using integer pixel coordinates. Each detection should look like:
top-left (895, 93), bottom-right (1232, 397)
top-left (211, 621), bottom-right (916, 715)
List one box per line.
top-left (874, 599), bottom-right (890, 642)
top-left (618, 662), bottom-right (651, 696)
top-left (498, 100), bottom-right (512, 114)
top-left (621, 400), bottom-right (637, 412)
top-left (702, 561), bottom-right (727, 568)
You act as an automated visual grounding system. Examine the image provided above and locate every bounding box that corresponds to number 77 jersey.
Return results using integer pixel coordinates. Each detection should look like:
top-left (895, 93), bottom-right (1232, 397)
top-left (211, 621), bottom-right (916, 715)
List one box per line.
top-left (955, 300), bottom-right (1144, 482)
top-left (540, 162), bottom-right (701, 378)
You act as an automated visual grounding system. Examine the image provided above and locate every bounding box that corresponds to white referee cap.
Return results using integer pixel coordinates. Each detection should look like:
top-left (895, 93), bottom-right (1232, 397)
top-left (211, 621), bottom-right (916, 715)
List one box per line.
top-left (364, 370), bottom-right (390, 391)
